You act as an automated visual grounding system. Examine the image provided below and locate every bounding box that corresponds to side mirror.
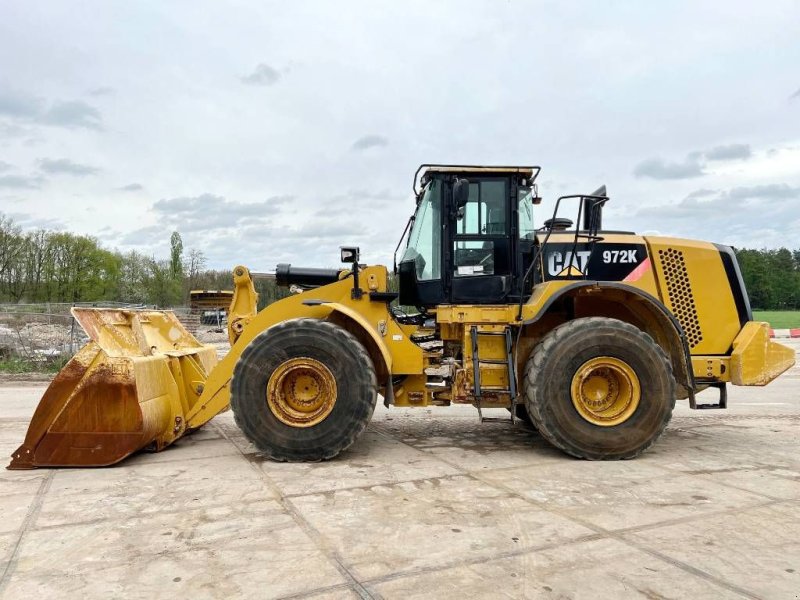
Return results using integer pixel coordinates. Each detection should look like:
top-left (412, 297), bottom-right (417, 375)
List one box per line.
top-left (519, 184), bottom-right (542, 205)
top-left (453, 178), bottom-right (470, 209)
top-left (340, 246), bottom-right (360, 264)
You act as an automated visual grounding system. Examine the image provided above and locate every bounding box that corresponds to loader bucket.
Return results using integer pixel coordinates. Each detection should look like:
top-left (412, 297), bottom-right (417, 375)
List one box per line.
top-left (8, 308), bottom-right (218, 469)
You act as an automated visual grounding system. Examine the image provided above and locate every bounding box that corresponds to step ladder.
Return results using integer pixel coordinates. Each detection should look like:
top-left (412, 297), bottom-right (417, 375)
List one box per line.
top-left (470, 325), bottom-right (518, 423)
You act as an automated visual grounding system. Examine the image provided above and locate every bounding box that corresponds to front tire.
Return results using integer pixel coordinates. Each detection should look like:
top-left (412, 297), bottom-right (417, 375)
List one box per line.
top-left (230, 318), bottom-right (377, 461)
top-left (524, 317), bottom-right (675, 460)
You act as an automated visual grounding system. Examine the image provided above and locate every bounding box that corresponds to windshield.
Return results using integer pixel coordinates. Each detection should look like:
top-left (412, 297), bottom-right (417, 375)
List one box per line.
top-left (401, 180), bottom-right (441, 280)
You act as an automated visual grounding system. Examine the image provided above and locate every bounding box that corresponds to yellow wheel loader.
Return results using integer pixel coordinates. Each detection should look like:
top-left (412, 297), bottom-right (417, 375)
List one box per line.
top-left (9, 165), bottom-right (795, 468)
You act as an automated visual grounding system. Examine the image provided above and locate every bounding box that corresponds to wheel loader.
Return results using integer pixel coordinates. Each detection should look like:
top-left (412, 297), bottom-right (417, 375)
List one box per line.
top-left (8, 164), bottom-right (795, 469)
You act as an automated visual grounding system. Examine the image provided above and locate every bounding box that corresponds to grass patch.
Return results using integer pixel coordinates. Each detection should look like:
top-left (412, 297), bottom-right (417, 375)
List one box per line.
top-left (753, 310), bottom-right (800, 329)
top-left (0, 356), bottom-right (70, 374)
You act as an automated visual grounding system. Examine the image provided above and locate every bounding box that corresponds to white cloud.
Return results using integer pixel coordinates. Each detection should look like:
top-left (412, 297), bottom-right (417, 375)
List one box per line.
top-left (0, 87), bottom-right (103, 130)
top-left (116, 182), bottom-right (144, 192)
top-left (6, 212), bottom-right (65, 230)
top-left (704, 143), bottom-right (751, 161)
top-left (151, 193), bottom-right (296, 232)
top-left (39, 100), bottom-right (102, 130)
top-left (633, 143), bottom-right (752, 180)
top-left (0, 174), bottom-right (45, 189)
top-left (629, 182), bottom-right (800, 248)
top-left (38, 158), bottom-right (99, 176)
top-left (241, 63), bottom-right (281, 86)
top-left (633, 156), bottom-right (705, 180)
top-left (351, 135), bottom-right (389, 151)
top-left (87, 86), bottom-right (114, 97)
top-left (0, 1), bottom-right (798, 268)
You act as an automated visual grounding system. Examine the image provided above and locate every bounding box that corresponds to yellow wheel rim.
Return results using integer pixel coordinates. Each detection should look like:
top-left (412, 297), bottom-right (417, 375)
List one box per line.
top-left (266, 357), bottom-right (337, 428)
top-left (570, 356), bottom-right (641, 427)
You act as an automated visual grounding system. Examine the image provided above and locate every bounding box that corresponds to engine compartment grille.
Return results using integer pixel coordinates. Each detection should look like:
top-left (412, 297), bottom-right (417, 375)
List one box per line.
top-left (658, 248), bottom-right (703, 348)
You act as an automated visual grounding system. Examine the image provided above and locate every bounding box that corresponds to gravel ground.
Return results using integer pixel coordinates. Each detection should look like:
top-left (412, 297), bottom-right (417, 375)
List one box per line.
top-left (0, 340), bottom-right (797, 599)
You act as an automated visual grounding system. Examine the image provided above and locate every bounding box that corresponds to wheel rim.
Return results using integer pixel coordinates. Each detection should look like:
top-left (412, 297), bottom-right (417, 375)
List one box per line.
top-left (266, 357), bottom-right (337, 427)
top-left (570, 356), bottom-right (641, 427)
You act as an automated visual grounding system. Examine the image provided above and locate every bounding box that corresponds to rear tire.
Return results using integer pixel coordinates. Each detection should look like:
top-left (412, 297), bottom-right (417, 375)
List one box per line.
top-left (230, 318), bottom-right (377, 461)
top-left (524, 317), bottom-right (675, 460)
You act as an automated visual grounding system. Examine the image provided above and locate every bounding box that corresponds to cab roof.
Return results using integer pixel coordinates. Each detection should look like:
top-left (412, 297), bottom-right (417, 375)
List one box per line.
top-left (414, 164), bottom-right (540, 194)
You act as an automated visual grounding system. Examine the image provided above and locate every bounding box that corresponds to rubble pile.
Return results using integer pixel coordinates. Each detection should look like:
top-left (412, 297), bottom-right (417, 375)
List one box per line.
top-left (194, 327), bottom-right (229, 344)
top-left (0, 317), bottom-right (229, 362)
top-left (0, 319), bottom-right (86, 359)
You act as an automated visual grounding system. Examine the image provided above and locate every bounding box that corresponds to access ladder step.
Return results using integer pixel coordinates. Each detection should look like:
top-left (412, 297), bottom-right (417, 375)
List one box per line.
top-left (480, 416), bottom-right (514, 424)
top-left (470, 325), bottom-right (519, 424)
top-left (690, 382), bottom-right (727, 409)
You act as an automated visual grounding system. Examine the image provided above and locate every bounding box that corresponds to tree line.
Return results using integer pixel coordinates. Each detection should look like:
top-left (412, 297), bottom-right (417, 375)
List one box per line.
top-left (735, 248), bottom-right (800, 310)
top-left (0, 213), bottom-right (797, 310)
top-left (0, 213), bottom-right (288, 309)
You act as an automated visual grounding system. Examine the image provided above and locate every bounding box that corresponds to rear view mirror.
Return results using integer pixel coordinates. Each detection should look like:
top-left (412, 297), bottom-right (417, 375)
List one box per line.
top-left (519, 184), bottom-right (542, 205)
top-left (454, 178), bottom-right (470, 208)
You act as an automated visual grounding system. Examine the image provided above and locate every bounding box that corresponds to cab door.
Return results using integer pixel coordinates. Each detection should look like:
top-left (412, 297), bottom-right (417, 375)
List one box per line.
top-left (449, 178), bottom-right (512, 304)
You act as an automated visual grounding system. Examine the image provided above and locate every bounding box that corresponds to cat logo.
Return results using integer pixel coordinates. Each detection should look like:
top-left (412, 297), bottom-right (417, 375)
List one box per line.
top-left (547, 250), bottom-right (591, 277)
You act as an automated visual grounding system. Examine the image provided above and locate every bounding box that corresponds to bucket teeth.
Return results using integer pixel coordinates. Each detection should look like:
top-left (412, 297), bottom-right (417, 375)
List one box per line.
top-left (7, 309), bottom-right (218, 469)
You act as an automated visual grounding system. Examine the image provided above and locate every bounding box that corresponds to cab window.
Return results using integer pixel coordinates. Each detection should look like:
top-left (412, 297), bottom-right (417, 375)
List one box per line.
top-left (458, 181), bottom-right (506, 235)
top-left (401, 181), bottom-right (441, 280)
top-left (454, 179), bottom-right (507, 276)
top-left (518, 186), bottom-right (535, 240)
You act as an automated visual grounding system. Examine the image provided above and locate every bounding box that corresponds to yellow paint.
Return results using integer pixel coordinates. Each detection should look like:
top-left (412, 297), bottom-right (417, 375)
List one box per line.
top-left (319, 301), bottom-right (393, 372)
top-left (9, 308), bottom-right (219, 468)
top-left (187, 265), bottom-right (423, 429)
top-left (227, 265), bottom-right (259, 345)
top-left (18, 164), bottom-right (799, 469)
top-left (391, 374), bottom-right (428, 407)
top-left (437, 305), bottom-right (520, 324)
top-left (23, 243), bottom-right (796, 466)
top-left (690, 356), bottom-right (731, 382)
top-left (61, 254), bottom-right (798, 439)
top-left (730, 322), bottom-right (796, 386)
top-left (647, 237), bottom-right (741, 354)
top-left (569, 356), bottom-right (641, 427)
top-left (266, 357), bottom-right (337, 427)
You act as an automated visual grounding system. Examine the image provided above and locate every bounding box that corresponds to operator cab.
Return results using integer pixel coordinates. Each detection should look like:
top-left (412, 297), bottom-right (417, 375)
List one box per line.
top-left (397, 164), bottom-right (540, 308)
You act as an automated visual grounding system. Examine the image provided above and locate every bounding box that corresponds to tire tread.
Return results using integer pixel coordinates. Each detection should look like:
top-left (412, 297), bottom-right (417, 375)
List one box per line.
top-left (230, 318), bottom-right (377, 462)
top-left (525, 317), bottom-right (675, 460)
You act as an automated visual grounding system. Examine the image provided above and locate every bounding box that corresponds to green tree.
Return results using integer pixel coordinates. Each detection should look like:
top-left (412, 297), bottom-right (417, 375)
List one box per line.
top-left (118, 250), bottom-right (150, 304)
top-left (170, 231), bottom-right (184, 279)
top-left (0, 214), bottom-right (25, 299)
top-left (185, 248), bottom-right (207, 293)
top-left (147, 258), bottom-right (182, 307)
top-left (770, 248), bottom-right (797, 309)
top-left (736, 247), bottom-right (800, 310)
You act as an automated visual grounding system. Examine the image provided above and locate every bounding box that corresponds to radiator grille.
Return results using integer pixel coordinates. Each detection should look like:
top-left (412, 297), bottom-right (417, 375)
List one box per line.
top-left (658, 248), bottom-right (703, 348)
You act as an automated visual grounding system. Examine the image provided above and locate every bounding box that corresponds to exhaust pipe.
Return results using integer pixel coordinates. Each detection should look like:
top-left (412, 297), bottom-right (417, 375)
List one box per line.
top-left (582, 185), bottom-right (607, 231)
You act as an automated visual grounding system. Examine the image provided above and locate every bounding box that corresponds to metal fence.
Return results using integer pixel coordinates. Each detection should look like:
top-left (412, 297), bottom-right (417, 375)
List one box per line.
top-left (0, 303), bottom-right (229, 365)
top-left (0, 302), bottom-right (146, 364)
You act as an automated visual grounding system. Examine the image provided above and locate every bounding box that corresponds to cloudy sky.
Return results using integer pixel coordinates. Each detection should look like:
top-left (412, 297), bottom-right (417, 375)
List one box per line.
top-left (1, 1), bottom-right (798, 270)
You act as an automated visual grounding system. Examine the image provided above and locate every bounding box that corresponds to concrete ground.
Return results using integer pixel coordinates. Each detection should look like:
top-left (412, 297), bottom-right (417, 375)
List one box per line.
top-left (0, 341), bottom-right (798, 600)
